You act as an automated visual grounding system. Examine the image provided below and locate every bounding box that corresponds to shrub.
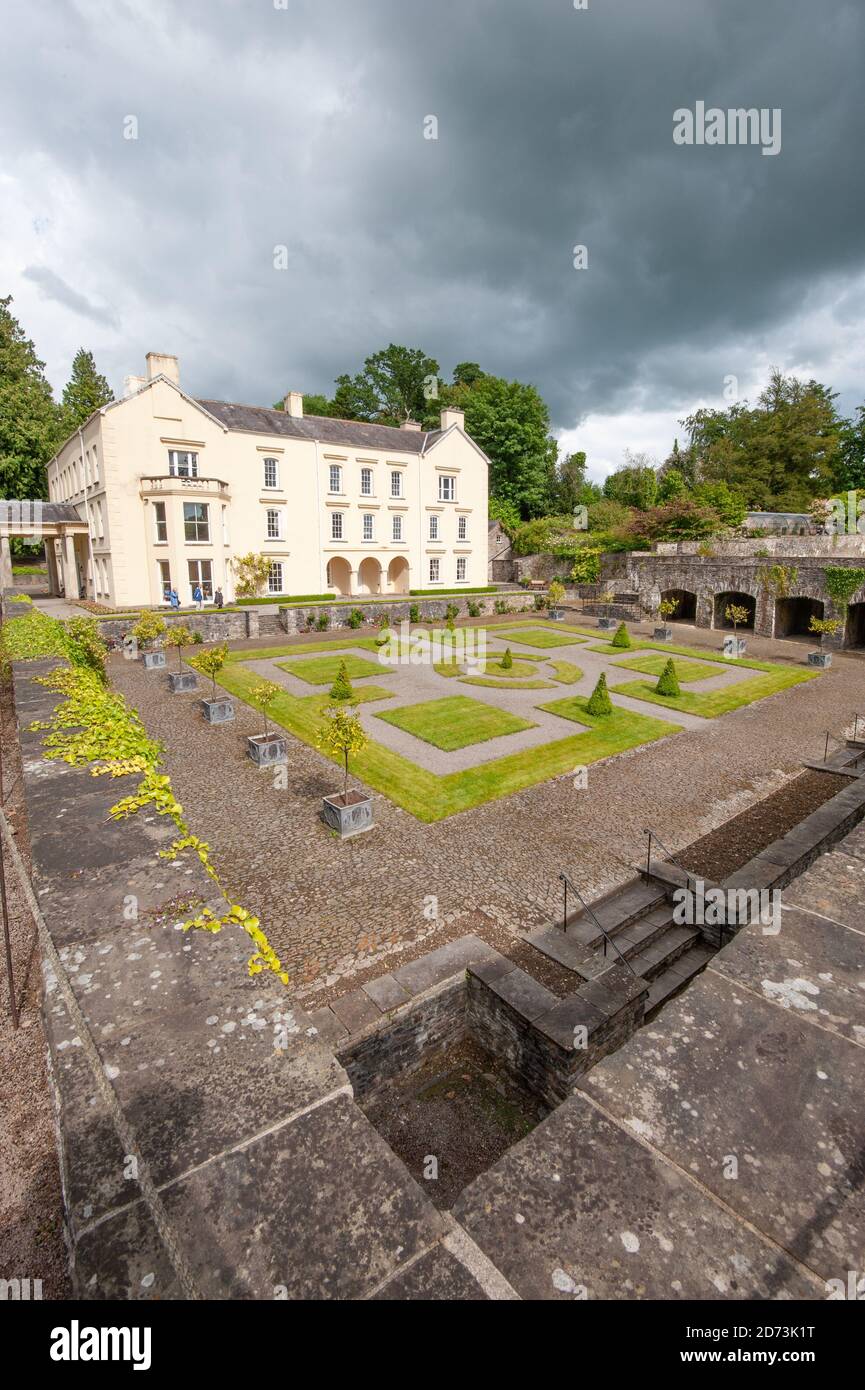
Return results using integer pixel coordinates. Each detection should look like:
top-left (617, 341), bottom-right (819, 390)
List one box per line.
top-left (316, 612), bottom-right (330, 631)
top-left (250, 679), bottom-right (281, 736)
top-left (570, 548), bottom-right (601, 584)
top-left (494, 599), bottom-right (508, 615)
top-left (347, 608), bottom-right (364, 629)
top-left (409, 604), bottom-right (420, 624)
top-left (164, 624), bottom-right (194, 668)
top-left (192, 631), bottom-right (204, 644)
top-left (586, 672), bottom-right (613, 716)
top-left (131, 611), bottom-right (166, 648)
top-left (64, 616), bottom-right (108, 680)
top-left (467, 600), bottom-right (482, 618)
top-left (196, 643), bottom-right (229, 699)
top-left (657, 598), bottom-right (679, 621)
top-left (655, 659), bottom-right (681, 697)
top-left (611, 621), bottom-right (632, 649)
top-left (533, 594), bottom-right (547, 611)
top-left (445, 603), bottom-right (459, 621)
top-left (547, 579), bottom-right (565, 610)
top-left (725, 603), bottom-right (750, 633)
top-left (230, 553), bottom-right (272, 599)
top-left (329, 660), bottom-right (354, 702)
top-left (501, 647), bottom-right (513, 670)
top-left (317, 706), bottom-right (368, 801)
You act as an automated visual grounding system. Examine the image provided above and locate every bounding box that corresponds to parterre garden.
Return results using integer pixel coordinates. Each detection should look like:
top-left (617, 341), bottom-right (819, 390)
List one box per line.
top-left (209, 619), bottom-right (821, 823)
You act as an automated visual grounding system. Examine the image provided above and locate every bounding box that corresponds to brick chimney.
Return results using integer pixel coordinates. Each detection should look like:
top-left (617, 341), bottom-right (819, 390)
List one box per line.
top-left (145, 352), bottom-right (180, 384)
top-left (400, 419), bottom-right (422, 431)
top-left (441, 406), bottom-right (464, 431)
top-left (283, 391), bottom-right (303, 418)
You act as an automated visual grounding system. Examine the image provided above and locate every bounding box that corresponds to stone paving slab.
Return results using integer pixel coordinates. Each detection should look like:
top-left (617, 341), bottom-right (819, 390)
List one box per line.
top-left (711, 903), bottom-right (865, 1046)
top-left (73, 1201), bottom-right (186, 1300)
top-left (96, 998), bottom-right (346, 1190)
top-left (578, 969), bottom-right (865, 1282)
top-left (372, 1243), bottom-right (490, 1299)
top-left (453, 1094), bottom-right (816, 1300)
top-left (781, 847), bottom-right (865, 923)
top-left (159, 1093), bottom-right (447, 1299)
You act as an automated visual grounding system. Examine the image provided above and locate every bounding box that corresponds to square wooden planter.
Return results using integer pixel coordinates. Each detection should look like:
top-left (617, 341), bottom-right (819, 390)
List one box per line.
top-left (597, 617), bottom-right (615, 630)
top-left (143, 650), bottom-right (166, 670)
top-left (201, 697), bottom-right (235, 723)
top-left (168, 670), bottom-right (198, 693)
top-left (548, 608), bottom-right (565, 621)
top-left (247, 733), bottom-right (287, 765)
top-left (654, 626), bottom-right (673, 641)
top-left (807, 650), bottom-right (832, 668)
top-left (322, 790), bottom-right (374, 839)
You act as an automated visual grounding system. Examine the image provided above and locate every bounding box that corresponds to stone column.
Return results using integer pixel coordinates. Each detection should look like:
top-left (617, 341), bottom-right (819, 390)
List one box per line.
top-left (61, 531), bottom-right (79, 600)
top-left (0, 535), bottom-right (12, 591)
top-left (46, 543), bottom-right (61, 596)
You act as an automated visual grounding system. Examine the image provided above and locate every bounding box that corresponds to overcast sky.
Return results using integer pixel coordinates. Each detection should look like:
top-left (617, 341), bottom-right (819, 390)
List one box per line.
top-left (2, 0), bottom-right (864, 479)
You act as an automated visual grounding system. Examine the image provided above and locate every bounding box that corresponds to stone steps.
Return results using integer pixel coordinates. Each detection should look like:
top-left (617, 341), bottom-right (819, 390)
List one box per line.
top-left (560, 878), bottom-right (667, 947)
top-left (626, 923), bottom-right (699, 981)
top-left (645, 943), bottom-right (716, 1017)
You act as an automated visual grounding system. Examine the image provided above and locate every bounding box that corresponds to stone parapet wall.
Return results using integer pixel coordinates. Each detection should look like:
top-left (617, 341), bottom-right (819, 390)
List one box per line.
top-left (278, 592), bottom-right (537, 633)
top-left (658, 535), bottom-right (865, 558)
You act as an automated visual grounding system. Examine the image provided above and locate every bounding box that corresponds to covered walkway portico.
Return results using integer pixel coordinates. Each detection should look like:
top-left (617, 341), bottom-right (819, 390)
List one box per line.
top-left (0, 501), bottom-right (90, 599)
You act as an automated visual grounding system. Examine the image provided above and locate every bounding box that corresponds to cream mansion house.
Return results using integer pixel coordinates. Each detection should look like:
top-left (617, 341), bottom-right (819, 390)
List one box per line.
top-left (43, 353), bottom-right (490, 608)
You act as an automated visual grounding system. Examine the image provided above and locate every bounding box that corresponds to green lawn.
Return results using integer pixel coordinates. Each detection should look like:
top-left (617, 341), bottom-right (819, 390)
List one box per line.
top-left (610, 654), bottom-right (726, 683)
top-left (480, 657), bottom-right (539, 678)
top-left (548, 660), bottom-right (583, 684)
top-left (217, 661), bottom-right (681, 821)
top-left (375, 695), bottom-right (536, 750)
top-left (277, 652), bottom-right (394, 684)
top-left (460, 676), bottom-right (556, 691)
top-left (609, 665), bottom-right (818, 718)
top-left (587, 640), bottom-right (652, 655)
top-left (494, 626), bottom-right (585, 649)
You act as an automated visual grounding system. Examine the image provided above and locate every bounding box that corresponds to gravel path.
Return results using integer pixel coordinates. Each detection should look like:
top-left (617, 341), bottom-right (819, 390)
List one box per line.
top-left (106, 615), bottom-right (864, 1007)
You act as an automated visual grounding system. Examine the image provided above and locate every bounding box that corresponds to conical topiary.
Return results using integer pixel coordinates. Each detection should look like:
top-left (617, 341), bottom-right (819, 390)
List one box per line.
top-left (655, 658), bottom-right (681, 697)
top-left (501, 647), bottom-right (513, 670)
top-left (611, 621), bottom-right (632, 649)
top-left (329, 660), bottom-right (354, 702)
top-left (586, 671), bottom-right (613, 716)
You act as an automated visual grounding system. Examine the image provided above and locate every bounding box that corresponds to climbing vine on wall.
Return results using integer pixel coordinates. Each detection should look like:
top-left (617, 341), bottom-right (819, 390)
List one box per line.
top-left (31, 663), bottom-right (288, 986)
top-left (756, 564), bottom-right (799, 599)
top-left (824, 566), bottom-right (865, 612)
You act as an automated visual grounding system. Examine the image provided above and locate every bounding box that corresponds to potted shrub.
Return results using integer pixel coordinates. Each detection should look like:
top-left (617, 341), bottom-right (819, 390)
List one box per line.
top-left (164, 625), bottom-right (198, 692)
top-left (246, 680), bottom-right (287, 764)
top-left (611, 621), bottom-right (632, 649)
top-left (807, 616), bottom-right (841, 668)
top-left (196, 644), bottom-right (234, 723)
top-left (597, 589), bottom-right (616, 630)
top-left (654, 597), bottom-right (678, 641)
top-left (723, 603), bottom-right (749, 657)
top-left (547, 579), bottom-right (566, 620)
top-left (132, 610), bottom-right (167, 668)
top-left (318, 706), bottom-right (373, 838)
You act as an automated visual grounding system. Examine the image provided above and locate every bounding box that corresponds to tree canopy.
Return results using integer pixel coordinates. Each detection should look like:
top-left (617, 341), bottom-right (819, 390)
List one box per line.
top-left (61, 347), bottom-right (113, 433)
top-left (0, 295), bottom-right (62, 499)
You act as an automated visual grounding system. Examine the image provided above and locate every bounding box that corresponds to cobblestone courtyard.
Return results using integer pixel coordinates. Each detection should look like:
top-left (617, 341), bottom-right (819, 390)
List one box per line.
top-left (109, 617), bottom-right (863, 1004)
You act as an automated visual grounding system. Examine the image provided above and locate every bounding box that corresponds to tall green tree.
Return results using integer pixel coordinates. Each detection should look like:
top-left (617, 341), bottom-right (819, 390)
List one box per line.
top-left (603, 454), bottom-right (658, 510)
top-left (446, 372), bottom-right (558, 518)
top-left (0, 295), bottom-right (61, 499)
top-left (837, 405), bottom-right (865, 492)
top-left (331, 344), bottom-right (440, 425)
top-left (683, 371), bottom-right (842, 509)
top-left (555, 450), bottom-right (588, 513)
top-left (61, 347), bottom-right (113, 432)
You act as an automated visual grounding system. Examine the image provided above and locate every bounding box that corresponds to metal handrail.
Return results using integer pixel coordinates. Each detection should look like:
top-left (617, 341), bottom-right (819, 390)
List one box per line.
top-left (643, 826), bottom-right (698, 891)
top-left (823, 729), bottom-right (846, 762)
top-left (559, 871), bottom-right (641, 979)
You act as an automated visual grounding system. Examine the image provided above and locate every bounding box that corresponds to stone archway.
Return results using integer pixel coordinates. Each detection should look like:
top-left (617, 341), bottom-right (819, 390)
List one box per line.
top-left (775, 596), bottom-right (824, 640)
top-left (326, 556), bottom-right (352, 598)
top-left (846, 603), bottom-right (865, 649)
top-left (713, 591), bottom-right (756, 630)
top-left (660, 588), bottom-right (697, 622)
top-left (386, 556), bottom-right (410, 595)
top-left (357, 556), bottom-right (382, 596)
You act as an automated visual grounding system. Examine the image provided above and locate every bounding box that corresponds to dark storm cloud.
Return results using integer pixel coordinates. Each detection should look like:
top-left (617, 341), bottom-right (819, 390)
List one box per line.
top-left (22, 266), bottom-right (119, 328)
top-left (2, 0), bottom-right (864, 437)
